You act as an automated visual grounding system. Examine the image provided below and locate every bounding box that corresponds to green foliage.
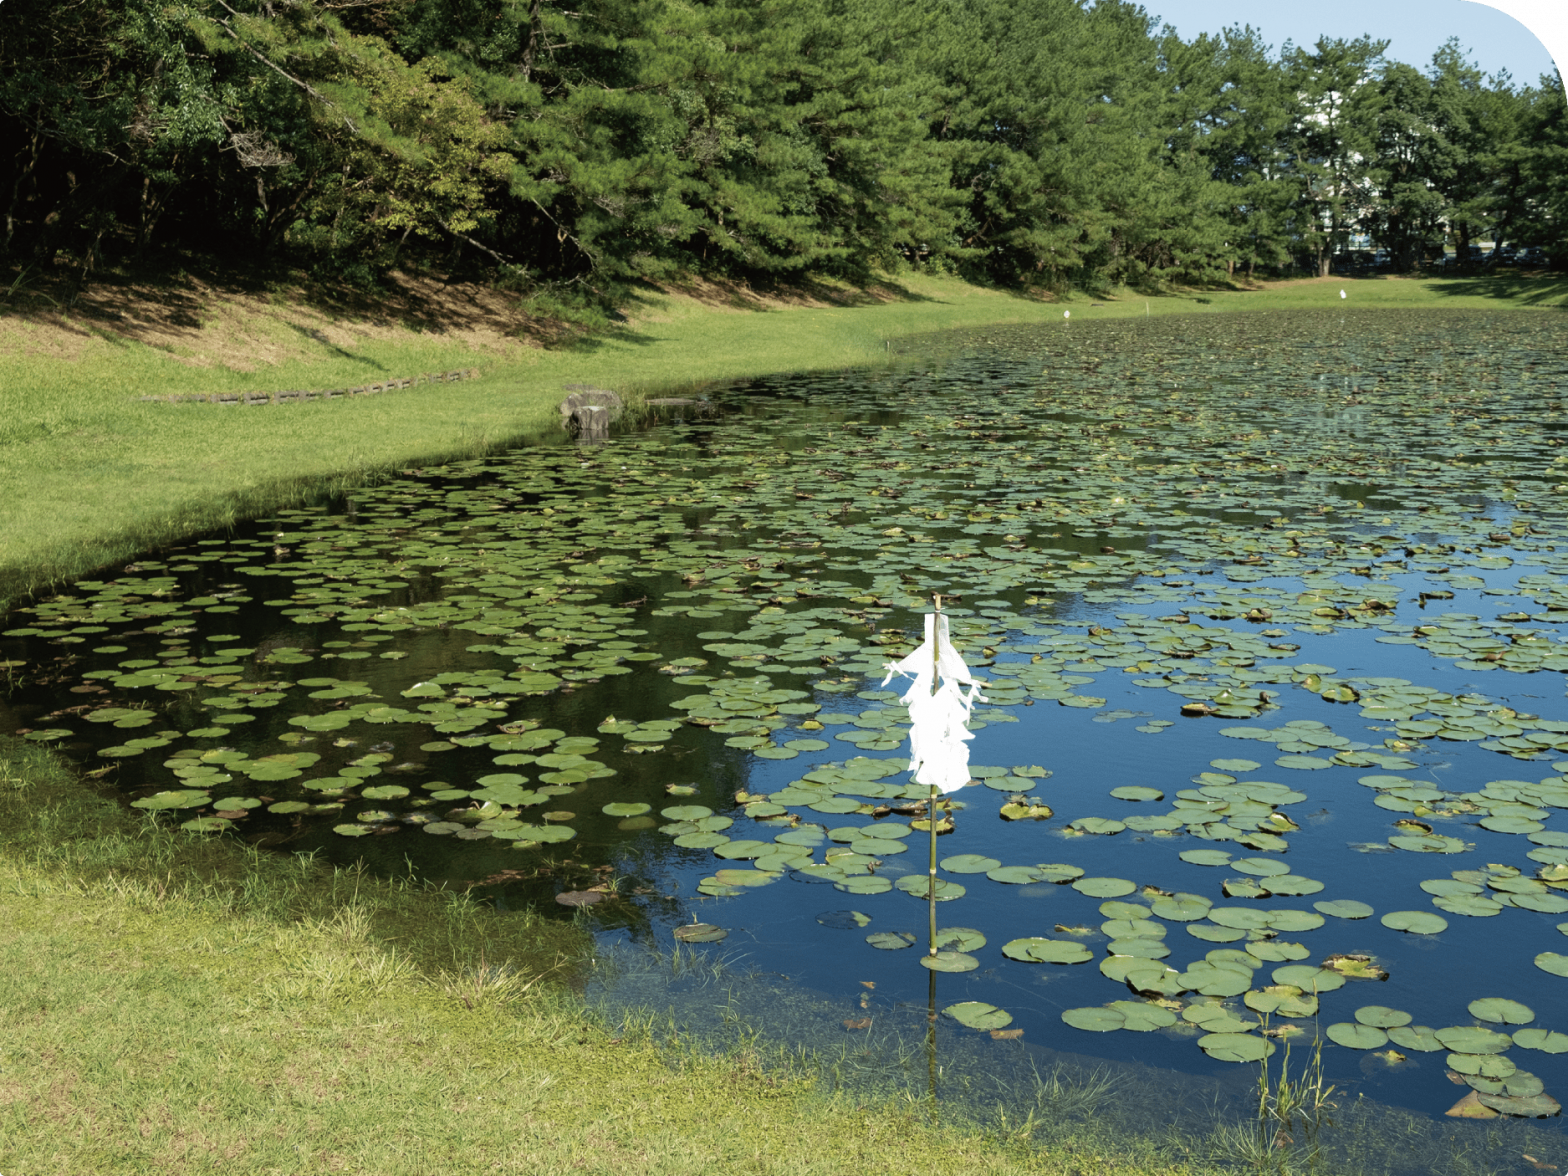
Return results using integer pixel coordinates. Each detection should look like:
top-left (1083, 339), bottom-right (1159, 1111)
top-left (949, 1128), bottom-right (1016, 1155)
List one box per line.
top-left (1, 0), bottom-right (1563, 297)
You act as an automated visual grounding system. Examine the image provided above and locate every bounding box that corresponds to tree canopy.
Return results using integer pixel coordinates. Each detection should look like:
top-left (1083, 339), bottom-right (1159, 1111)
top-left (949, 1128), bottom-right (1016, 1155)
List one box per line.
top-left (2, 0), bottom-right (1563, 304)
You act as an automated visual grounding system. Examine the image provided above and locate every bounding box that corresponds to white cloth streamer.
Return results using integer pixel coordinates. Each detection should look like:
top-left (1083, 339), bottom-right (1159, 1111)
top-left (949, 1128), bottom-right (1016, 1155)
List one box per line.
top-left (880, 613), bottom-right (987, 793)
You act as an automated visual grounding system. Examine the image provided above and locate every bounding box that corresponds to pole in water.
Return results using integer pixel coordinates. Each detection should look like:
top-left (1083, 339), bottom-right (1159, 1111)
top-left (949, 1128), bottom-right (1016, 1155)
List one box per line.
top-left (928, 593), bottom-right (942, 958)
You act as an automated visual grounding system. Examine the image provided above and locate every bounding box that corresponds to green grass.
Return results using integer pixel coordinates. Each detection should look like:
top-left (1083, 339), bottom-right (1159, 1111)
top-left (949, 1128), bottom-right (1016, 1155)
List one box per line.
top-left (0, 737), bottom-right (1219, 1176)
top-left (2, 268), bottom-right (1562, 609)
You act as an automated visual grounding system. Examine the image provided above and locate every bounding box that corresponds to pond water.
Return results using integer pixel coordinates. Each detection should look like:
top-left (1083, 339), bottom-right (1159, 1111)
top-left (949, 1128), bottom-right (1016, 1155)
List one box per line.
top-left (6, 307), bottom-right (1568, 1166)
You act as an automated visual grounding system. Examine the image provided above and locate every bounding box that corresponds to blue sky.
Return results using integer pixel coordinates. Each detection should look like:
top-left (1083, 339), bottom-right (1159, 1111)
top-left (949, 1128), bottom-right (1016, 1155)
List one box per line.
top-left (1141, 0), bottom-right (1558, 87)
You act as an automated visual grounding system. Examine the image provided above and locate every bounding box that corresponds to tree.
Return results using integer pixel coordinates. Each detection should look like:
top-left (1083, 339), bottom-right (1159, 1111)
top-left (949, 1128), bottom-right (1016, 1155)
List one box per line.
top-left (1283, 36), bottom-right (1387, 276)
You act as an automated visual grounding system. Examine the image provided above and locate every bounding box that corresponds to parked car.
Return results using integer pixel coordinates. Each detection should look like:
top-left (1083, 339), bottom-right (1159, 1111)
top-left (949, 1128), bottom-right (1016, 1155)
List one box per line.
top-left (1519, 246), bottom-right (1548, 266)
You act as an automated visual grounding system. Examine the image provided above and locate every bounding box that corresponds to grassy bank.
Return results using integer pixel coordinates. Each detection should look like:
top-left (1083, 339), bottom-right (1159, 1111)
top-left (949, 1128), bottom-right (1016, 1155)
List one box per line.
top-left (2, 267), bottom-right (1563, 608)
top-left (0, 737), bottom-right (1219, 1176)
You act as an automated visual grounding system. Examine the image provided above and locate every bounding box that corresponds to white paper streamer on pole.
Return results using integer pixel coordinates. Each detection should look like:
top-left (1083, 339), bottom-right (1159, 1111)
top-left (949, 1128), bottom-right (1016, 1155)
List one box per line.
top-left (880, 612), bottom-right (986, 794)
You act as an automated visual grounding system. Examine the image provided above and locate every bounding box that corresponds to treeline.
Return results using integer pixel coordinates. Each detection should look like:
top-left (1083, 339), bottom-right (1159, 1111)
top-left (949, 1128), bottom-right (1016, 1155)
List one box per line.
top-left (1, 0), bottom-right (1564, 305)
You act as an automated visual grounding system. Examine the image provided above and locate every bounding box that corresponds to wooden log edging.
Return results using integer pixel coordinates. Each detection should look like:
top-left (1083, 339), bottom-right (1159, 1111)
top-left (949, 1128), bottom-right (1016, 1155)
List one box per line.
top-left (135, 368), bottom-right (482, 405)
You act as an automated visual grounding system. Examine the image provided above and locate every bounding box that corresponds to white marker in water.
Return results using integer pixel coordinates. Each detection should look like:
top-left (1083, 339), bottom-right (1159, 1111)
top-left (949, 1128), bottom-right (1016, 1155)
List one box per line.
top-left (1340, 289), bottom-right (1347, 299)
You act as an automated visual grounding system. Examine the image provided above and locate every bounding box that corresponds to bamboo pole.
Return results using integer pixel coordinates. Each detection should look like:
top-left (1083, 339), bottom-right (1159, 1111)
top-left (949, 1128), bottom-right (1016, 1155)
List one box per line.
top-left (928, 593), bottom-right (942, 960)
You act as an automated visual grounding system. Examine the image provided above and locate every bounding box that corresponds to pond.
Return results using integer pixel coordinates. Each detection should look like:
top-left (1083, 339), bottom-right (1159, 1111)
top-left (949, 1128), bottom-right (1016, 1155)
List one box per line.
top-left (5, 307), bottom-right (1568, 1167)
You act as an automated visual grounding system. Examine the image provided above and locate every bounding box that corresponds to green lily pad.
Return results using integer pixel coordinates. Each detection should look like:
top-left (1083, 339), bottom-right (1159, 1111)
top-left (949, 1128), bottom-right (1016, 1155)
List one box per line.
top-left (1071, 876), bottom-right (1136, 898)
top-left (933, 927), bottom-right (986, 952)
top-left (1313, 899), bottom-right (1373, 920)
top-left (1469, 998), bottom-right (1534, 1025)
top-left (866, 931), bottom-right (917, 950)
top-left (1110, 787), bottom-right (1164, 801)
top-left (603, 802), bottom-right (652, 817)
top-left (986, 865), bottom-right (1042, 884)
top-left (1434, 1025), bottom-right (1513, 1054)
top-left (921, 951), bottom-right (980, 973)
top-left (1107, 1000), bottom-right (1178, 1031)
top-left (1062, 1006), bottom-right (1125, 1032)
top-left (1355, 1005), bottom-right (1413, 1028)
top-left (1387, 1025), bottom-right (1445, 1052)
top-left (1179, 849), bottom-right (1233, 867)
top-left (1381, 910), bottom-right (1448, 935)
top-left (894, 876), bottom-right (965, 901)
top-left (940, 854), bottom-right (1001, 874)
top-left (1327, 1022), bottom-right (1388, 1050)
top-left (1271, 965), bottom-right (1345, 993)
top-left (1533, 952), bottom-right (1568, 977)
top-left (1513, 1029), bottom-right (1568, 1053)
top-left (944, 1001), bottom-right (1012, 1030)
top-left (1002, 937), bottom-right (1093, 964)
top-left (673, 922), bottom-right (728, 943)
top-left (1199, 1033), bottom-right (1274, 1062)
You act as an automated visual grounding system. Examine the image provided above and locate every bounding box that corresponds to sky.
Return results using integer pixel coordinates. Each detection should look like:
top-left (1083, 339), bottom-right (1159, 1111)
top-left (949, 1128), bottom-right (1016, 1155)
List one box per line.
top-left (1141, 0), bottom-right (1561, 87)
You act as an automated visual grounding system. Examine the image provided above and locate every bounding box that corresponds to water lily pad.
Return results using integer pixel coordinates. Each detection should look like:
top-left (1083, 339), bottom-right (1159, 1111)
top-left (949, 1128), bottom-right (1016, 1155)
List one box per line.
top-left (944, 1001), bottom-right (1012, 1030)
top-left (1533, 952), bottom-right (1568, 977)
top-left (1062, 1006), bottom-right (1125, 1032)
top-left (1110, 787), bottom-right (1164, 801)
top-left (1475, 1092), bottom-right (1562, 1118)
top-left (894, 876), bottom-right (965, 901)
top-left (674, 923), bottom-right (727, 943)
top-left (816, 910), bottom-right (873, 929)
top-left (1271, 965), bottom-right (1345, 993)
top-left (1327, 1023), bottom-right (1388, 1049)
top-left (1355, 1006), bottom-right (1413, 1029)
top-left (1313, 899), bottom-right (1373, 920)
top-left (941, 854), bottom-right (1001, 874)
top-left (1435, 1025), bottom-right (1513, 1054)
top-left (1513, 1029), bottom-right (1568, 1053)
top-left (986, 865), bottom-right (1042, 884)
top-left (866, 931), bottom-right (917, 950)
top-left (1469, 998), bottom-right (1534, 1025)
top-left (1199, 1033), bottom-right (1274, 1062)
top-left (1179, 849), bottom-right (1233, 867)
top-left (1003, 937), bottom-right (1092, 964)
top-left (1072, 876), bottom-right (1136, 898)
top-left (1381, 910), bottom-right (1447, 935)
top-left (933, 927), bottom-right (986, 951)
top-left (603, 802), bottom-right (652, 817)
top-left (1387, 1025), bottom-right (1445, 1052)
top-left (921, 951), bottom-right (980, 972)
top-left (1107, 1000), bottom-right (1177, 1031)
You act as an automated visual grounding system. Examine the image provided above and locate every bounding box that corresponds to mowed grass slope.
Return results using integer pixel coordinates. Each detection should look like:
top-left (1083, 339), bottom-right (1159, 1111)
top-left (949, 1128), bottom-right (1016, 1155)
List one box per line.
top-left (3, 267), bottom-right (1562, 606)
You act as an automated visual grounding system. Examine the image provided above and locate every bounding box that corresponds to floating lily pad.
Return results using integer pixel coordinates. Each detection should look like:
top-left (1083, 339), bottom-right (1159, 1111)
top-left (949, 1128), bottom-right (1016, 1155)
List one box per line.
top-left (1381, 910), bottom-right (1448, 935)
top-left (674, 923), bottom-right (727, 943)
top-left (1062, 1006), bottom-right (1125, 1032)
top-left (1327, 1023), bottom-right (1388, 1050)
top-left (1072, 876), bottom-right (1136, 898)
top-left (1199, 1033), bottom-right (1274, 1063)
top-left (1003, 937), bottom-right (1092, 964)
top-left (816, 910), bottom-right (873, 930)
top-left (1533, 952), bottom-right (1568, 977)
top-left (1355, 1006), bottom-right (1413, 1029)
top-left (944, 1001), bottom-right (1012, 1030)
top-left (1513, 1029), bottom-right (1568, 1053)
top-left (865, 931), bottom-right (917, 950)
top-left (1314, 899), bottom-right (1373, 920)
top-left (1110, 787), bottom-right (1164, 801)
top-left (921, 950), bottom-right (980, 972)
top-left (941, 854), bottom-right (1001, 874)
top-left (1469, 998), bottom-right (1534, 1025)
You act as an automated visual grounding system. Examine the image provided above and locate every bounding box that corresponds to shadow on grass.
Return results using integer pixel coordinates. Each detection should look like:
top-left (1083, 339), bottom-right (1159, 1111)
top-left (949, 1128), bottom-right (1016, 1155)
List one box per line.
top-left (0, 735), bottom-right (591, 984)
top-left (1424, 271), bottom-right (1568, 306)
